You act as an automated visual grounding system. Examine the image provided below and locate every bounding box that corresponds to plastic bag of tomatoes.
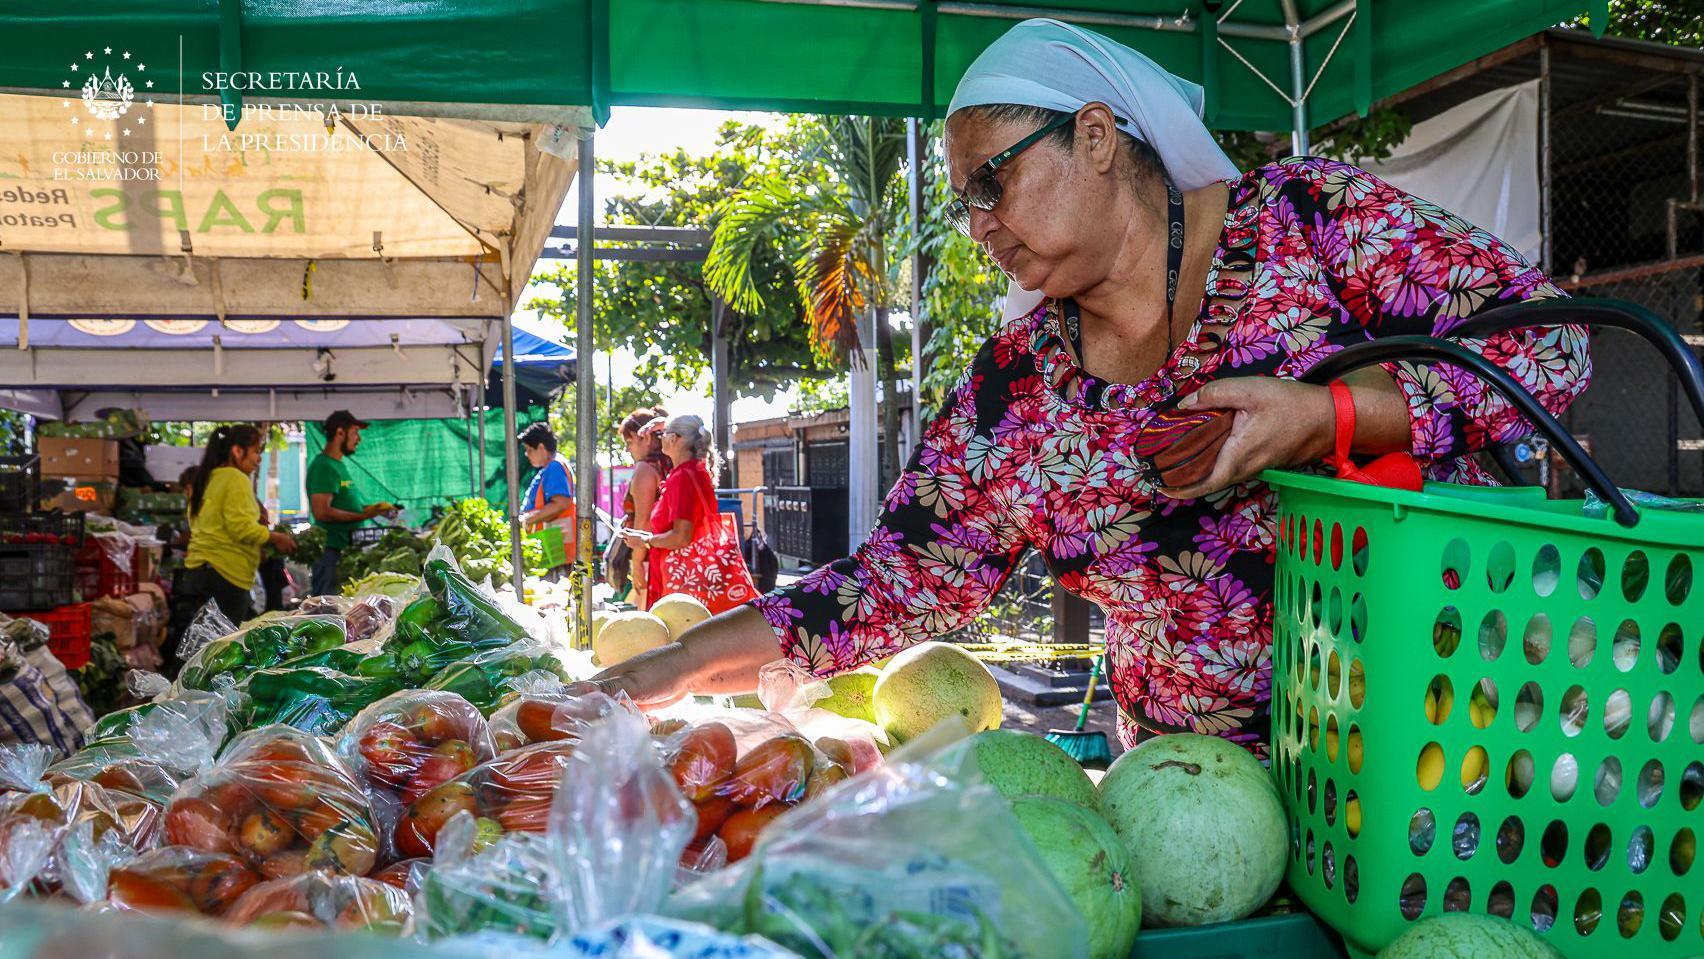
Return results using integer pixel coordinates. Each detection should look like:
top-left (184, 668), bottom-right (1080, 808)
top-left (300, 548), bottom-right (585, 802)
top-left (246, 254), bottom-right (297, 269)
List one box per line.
top-left (106, 844), bottom-right (262, 918)
top-left (162, 725), bottom-right (379, 880)
top-left (487, 678), bottom-right (631, 751)
top-left (389, 737), bottom-right (576, 859)
top-left (334, 690), bottom-right (496, 858)
top-left (47, 690), bottom-right (235, 804)
top-left (221, 871), bottom-right (413, 932)
top-left (0, 744), bottom-right (163, 899)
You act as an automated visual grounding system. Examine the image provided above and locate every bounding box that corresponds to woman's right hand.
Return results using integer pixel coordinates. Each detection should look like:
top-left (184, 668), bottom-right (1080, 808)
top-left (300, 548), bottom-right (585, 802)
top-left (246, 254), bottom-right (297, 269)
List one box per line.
top-left (572, 642), bottom-right (695, 709)
top-left (268, 531), bottom-right (297, 554)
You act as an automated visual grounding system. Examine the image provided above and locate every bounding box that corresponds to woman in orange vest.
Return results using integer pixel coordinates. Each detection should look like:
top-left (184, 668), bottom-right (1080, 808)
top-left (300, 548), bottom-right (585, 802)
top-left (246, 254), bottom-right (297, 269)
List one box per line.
top-left (518, 422), bottom-right (576, 581)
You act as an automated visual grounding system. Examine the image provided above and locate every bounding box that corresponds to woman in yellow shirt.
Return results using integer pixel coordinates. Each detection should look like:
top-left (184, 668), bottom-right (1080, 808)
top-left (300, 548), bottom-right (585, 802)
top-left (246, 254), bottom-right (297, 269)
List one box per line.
top-left (181, 425), bottom-right (296, 626)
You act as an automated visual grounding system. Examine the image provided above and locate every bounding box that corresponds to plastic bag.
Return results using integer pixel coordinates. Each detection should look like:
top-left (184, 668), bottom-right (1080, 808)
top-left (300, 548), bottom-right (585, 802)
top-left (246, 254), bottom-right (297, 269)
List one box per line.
top-left (48, 690), bottom-right (234, 803)
top-left (0, 645), bottom-right (93, 752)
top-left (335, 690), bottom-right (496, 858)
top-left (346, 593), bottom-right (409, 645)
top-left (557, 917), bottom-right (803, 959)
top-left (416, 548), bottom-right (537, 649)
top-left (223, 871), bottom-right (413, 932)
top-left (236, 666), bottom-right (403, 735)
top-left (414, 827), bottom-right (559, 940)
top-left (421, 641), bottom-right (572, 715)
top-left (106, 844), bottom-right (263, 917)
top-left (162, 725), bottom-right (379, 879)
top-left (0, 744), bottom-right (161, 899)
top-left (392, 739), bottom-right (578, 858)
top-left (488, 677), bottom-right (631, 751)
top-left (178, 615), bottom-right (348, 692)
top-left (666, 739), bottom-right (1089, 959)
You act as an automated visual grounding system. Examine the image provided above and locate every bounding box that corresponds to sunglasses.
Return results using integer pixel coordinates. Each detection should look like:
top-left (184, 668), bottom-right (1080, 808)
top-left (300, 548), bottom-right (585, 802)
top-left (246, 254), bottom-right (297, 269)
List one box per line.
top-left (946, 111), bottom-right (1077, 236)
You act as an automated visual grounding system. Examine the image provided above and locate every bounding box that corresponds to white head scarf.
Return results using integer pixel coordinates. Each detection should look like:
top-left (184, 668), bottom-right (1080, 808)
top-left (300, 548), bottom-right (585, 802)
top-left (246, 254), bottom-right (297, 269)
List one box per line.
top-left (947, 18), bottom-right (1240, 320)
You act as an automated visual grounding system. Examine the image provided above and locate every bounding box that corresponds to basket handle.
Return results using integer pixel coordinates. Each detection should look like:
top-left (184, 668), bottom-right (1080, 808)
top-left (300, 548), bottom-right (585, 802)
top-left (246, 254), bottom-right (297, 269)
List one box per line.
top-left (1300, 335), bottom-right (1640, 527)
top-left (1442, 297), bottom-right (1704, 427)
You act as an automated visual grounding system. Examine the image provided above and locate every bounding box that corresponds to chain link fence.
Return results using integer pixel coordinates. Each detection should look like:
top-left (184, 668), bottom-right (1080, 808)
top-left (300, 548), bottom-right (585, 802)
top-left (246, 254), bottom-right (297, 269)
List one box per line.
top-left (1548, 48), bottom-right (1702, 497)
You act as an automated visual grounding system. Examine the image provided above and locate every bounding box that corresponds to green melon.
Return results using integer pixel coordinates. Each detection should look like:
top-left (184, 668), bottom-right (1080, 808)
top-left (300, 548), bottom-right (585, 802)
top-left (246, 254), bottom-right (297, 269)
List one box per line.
top-left (1010, 795), bottom-right (1141, 959)
top-left (1097, 733), bottom-right (1285, 927)
top-left (969, 730), bottom-right (1098, 808)
top-left (872, 642), bottom-right (1002, 743)
top-left (1378, 914), bottom-right (1564, 958)
top-left (816, 667), bottom-right (881, 723)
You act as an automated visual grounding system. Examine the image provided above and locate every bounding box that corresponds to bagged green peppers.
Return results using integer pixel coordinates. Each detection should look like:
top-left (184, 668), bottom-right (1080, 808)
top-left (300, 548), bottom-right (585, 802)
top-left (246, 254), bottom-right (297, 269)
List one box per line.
top-left (422, 643), bottom-right (570, 715)
top-left (422, 551), bottom-right (532, 649)
top-left (238, 667), bottom-right (404, 735)
top-left (178, 615), bottom-right (349, 691)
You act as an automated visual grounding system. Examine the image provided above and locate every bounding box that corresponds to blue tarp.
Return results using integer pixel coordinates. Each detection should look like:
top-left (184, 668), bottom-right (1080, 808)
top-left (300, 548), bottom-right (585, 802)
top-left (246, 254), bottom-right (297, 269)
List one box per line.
top-left (487, 317), bottom-right (575, 409)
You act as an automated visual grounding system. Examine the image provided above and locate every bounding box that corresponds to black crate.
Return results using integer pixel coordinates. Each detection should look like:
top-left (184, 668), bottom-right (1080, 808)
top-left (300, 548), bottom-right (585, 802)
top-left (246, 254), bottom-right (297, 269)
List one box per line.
top-left (0, 456), bottom-right (40, 514)
top-left (0, 511), bottom-right (85, 546)
top-left (0, 543), bottom-right (75, 610)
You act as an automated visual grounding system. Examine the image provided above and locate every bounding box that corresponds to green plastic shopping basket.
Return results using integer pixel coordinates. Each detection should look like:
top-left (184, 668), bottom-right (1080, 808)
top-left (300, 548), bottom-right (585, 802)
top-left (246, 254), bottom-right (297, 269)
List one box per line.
top-left (1265, 299), bottom-right (1704, 958)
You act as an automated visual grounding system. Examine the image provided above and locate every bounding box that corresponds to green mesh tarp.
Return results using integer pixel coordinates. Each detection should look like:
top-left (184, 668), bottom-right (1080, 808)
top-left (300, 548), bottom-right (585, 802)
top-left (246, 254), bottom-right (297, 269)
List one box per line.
top-left (304, 408), bottom-right (545, 527)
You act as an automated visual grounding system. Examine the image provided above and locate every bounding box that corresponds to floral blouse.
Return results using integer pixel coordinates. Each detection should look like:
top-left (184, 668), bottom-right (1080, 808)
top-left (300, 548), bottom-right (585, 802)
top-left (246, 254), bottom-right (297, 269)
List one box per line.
top-left (752, 158), bottom-right (1591, 755)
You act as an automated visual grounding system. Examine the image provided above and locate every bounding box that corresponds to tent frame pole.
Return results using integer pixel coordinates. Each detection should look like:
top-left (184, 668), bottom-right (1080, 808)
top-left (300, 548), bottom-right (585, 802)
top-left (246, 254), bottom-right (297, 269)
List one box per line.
top-left (477, 395), bottom-right (488, 494)
top-left (575, 130), bottom-right (597, 647)
top-left (1282, 0), bottom-right (1309, 155)
top-left (466, 386), bottom-right (478, 497)
top-left (502, 317), bottom-right (523, 592)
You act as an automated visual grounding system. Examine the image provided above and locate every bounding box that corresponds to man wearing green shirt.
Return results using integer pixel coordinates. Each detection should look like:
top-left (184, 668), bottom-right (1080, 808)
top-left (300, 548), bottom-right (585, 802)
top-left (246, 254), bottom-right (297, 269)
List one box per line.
top-left (306, 410), bottom-right (393, 596)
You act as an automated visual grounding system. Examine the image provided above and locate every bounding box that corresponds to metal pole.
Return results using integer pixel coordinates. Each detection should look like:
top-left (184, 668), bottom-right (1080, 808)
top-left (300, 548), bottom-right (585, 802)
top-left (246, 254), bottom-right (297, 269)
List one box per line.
top-left (1539, 37), bottom-right (1553, 274)
top-left (476, 395), bottom-right (487, 494)
top-left (501, 318), bottom-right (523, 592)
top-left (1688, 73), bottom-right (1698, 204)
top-left (710, 296), bottom-right (734, 487)
top-left (907, 119), bottom-right (931, 408)
top-left (575, 129), bottom-right (597, 647)
top-left (1288, 38), bottom-right (1309, 155)
top-left (465, 386), bottom-right (477, 497)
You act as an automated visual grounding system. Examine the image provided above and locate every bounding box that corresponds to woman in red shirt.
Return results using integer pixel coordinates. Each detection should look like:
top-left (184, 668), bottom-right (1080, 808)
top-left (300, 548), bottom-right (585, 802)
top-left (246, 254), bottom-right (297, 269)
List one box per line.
top-left (621, 414), bottom-right (756, 615)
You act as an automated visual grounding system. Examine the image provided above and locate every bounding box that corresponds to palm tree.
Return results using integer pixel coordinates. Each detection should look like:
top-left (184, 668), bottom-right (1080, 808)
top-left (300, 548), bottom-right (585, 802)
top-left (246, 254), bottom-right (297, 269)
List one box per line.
top-left (705, 116), bottom-right (909, 495)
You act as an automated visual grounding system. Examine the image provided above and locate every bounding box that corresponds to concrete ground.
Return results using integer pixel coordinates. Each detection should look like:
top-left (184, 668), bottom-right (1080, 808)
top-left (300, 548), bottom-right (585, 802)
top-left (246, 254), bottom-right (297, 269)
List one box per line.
top-left (1001, 695), bottom-right (1126, 775)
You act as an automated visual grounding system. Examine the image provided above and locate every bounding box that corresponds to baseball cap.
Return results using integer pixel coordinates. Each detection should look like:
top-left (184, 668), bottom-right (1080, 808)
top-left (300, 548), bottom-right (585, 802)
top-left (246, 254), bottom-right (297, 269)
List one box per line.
top-left (323, 410), bottom-right (370, 435)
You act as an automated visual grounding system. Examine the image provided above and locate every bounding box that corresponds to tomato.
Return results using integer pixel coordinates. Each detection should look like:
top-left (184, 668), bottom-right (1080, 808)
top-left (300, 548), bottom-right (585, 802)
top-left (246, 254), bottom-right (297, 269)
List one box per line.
top-left (108, 871), bottom-right (199, 914)
top-left (408, 700), bottom-right (465, 744)
top-left (669, 723), bottom-right (737, 802)
top-left (357, 721), bottom-right (422, 789)
top-left (183, 855), bottom-right (260, 915)
top-left (484, 743), bottom-right (575, 797)
top-left (305, 822), bottom-right (377, 876)
top-left (813, 737), bottom-right (857, 777)
top-left (11, 792), bottom-right (66, 824)
top-left (370, 859), bottom-right (425, 891)
top-left (335, 885), bottom-right (409, 933)
top-left (514, 698), bottom-right (567, 743)
top-left (247, 910), bottom-right (322, 930)
top-left (492, 728), bottom-right (527, 752)
top-left (401, 740), bottom-right (477, 804)
top-left (236, 807), bottom-right (295, 858)
top-left (725, 735), bottom-right (814, 808)
top-left (243, 739), bottom-right (315, 766)
top-left (89, 765), bottom-right (149, 796)
top-left (290, 800), bottom-right (343, 842)
top-left (494, 796), bottom-right (552, 832)
top-left (258, 849), bottom-right (312, 880)
top-left (717, 804), bottom-right (789, 862)
top-left (399, 781), bottom-right (478, 854)
top-left (165, 796), bottom-right (235, 854)
top-left (691, 795), bottom-right (736, 844)
top-left (246, 769), bottom-right (323, 812)
top-left (802, 760), bottom-right (848, 802)
top-left (649, 718), bottom-right (690, 738)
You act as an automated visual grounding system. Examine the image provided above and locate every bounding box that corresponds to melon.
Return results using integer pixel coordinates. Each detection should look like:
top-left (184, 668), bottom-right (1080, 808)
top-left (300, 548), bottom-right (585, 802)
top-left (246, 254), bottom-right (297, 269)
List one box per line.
top-left (871, 642), bottom-right (1002, 744)
top-left (1010, 795), bottom-right (1141, 959)
top-left (650, 593), bottom-right (711, 639)
top-left (815, 667), bottom-right (881, 723)
top-left (1097, 734), bottom-right (1285, 927)
top-left (969, 730), bottom-right (1098, 808)
top-left (1378, 914), bottom-right (1563, 958)
top-left (590, 611), bottom-right (612, 645)
top-left (592, 611), bottom-right (670, 667)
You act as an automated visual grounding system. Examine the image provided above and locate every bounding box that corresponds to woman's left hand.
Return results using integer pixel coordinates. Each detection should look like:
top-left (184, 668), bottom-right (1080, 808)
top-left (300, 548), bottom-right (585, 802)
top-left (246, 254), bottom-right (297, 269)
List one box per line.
top-left (1158, 378), bottom-right (1336, 500)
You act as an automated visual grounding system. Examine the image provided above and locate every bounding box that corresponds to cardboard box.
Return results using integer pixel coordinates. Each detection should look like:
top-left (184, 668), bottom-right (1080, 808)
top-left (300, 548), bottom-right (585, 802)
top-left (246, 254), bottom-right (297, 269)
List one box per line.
top-left (41, 478), bottom-right (117, 513)
top-left (39, 437), bottom-right (119, 480)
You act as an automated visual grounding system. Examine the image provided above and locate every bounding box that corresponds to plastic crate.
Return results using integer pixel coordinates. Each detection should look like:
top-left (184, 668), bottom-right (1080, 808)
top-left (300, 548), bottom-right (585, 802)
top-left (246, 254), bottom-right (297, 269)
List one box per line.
top-left (350, 526), bottom-right (387, 547)
top-left (0, 544), bottom-right (76, 610)
top-left (19, 603), bottom-right (93, 670)
top-left (530, 524), bottom-right (569, 569)
top-left (0, 456), bottom-right (39, 514)
top-left (1128, 912), bottom-right (1346, 958)
top-left (0, 511), bottom-right (85, 546)
top-left (1265, 471), bottom-right (1703, 958)
top-left (75, 537), bottom-right (136, 600)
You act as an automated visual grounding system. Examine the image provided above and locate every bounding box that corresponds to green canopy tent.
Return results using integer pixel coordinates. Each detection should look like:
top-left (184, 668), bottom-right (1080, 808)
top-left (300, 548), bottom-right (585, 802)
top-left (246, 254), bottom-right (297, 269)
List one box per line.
top-left (1, 0), bottom-right (1602, 633)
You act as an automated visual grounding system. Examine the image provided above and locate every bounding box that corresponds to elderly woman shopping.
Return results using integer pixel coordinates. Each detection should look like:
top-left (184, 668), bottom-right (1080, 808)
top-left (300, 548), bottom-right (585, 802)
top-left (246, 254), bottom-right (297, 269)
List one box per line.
top-left (588, 19), bottom-right (1589, 756)
top-left (621, 414), bottom-right (758, 616)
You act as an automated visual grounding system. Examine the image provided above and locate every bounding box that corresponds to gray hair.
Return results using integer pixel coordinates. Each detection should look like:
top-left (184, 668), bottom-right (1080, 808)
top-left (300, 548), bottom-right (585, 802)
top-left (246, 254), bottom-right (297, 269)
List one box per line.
top-left (666, 414), bottom-right (721, 475)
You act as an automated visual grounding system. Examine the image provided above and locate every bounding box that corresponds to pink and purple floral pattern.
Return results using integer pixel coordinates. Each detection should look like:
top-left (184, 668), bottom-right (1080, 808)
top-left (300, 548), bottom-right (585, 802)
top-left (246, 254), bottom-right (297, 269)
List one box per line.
top-left (753, 158), bottom-right (1590, 755)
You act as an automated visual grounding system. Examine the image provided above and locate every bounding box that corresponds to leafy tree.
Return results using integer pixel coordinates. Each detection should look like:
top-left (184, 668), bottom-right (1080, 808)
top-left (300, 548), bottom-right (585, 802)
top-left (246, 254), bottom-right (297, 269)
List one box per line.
top-left (706, 116), bottom-right (912, 489)
top-left (528, 122), bottom-right (832, 402)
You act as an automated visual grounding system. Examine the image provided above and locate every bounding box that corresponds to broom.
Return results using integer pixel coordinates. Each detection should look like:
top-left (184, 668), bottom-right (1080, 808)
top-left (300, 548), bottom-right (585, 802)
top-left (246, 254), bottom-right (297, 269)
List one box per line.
top-left (1045, 653), bottom-right (1112, 770)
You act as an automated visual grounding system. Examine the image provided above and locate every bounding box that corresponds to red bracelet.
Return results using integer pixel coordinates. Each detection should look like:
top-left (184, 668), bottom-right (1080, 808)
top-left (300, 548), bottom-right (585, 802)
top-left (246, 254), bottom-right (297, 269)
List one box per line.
top-left (1328, 380), bottom-right (1358, 472)
top-left (1326, 379), bottom-right (1424, 491)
